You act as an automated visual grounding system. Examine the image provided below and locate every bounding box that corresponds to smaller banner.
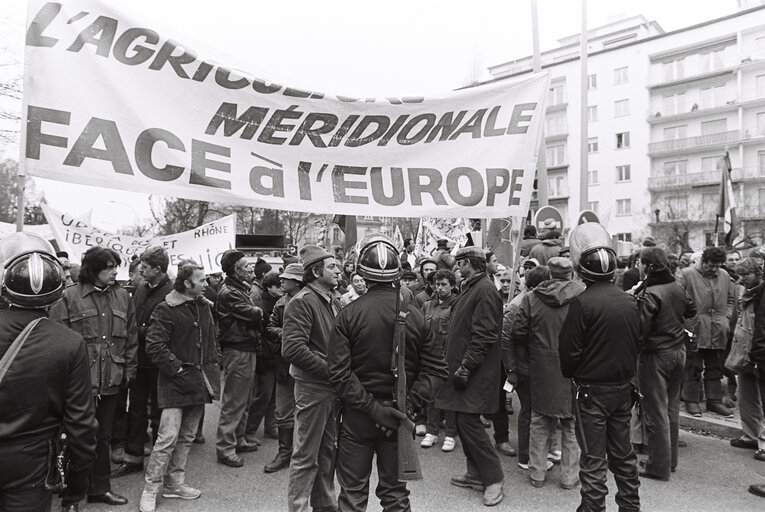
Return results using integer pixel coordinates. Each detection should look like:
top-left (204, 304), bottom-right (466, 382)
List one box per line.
top-left (415, 217), bottom-right (470, 256)
top-left (42, 205), bottom-right (235, 279)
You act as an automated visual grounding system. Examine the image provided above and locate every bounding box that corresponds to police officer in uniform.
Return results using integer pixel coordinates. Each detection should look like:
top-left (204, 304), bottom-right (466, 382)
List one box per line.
top-left (558, 223), bottom-right (641, 512)
top-left (328, 235), bottom-right (448, 512)
top-left (0, 233), bottom-right (97, 512)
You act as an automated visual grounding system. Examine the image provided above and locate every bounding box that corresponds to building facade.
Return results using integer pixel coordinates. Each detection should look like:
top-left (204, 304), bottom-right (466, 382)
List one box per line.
top-left (487, 5), bottom-right (765, 253)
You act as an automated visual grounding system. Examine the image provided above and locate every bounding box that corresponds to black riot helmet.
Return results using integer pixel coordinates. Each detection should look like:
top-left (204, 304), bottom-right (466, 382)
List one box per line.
top-left (0, 232), bottom-right (65, 309)
top-left (569, 223), bottom-right (617, 282)
top-left (356, 234), bottom-right (401, 283)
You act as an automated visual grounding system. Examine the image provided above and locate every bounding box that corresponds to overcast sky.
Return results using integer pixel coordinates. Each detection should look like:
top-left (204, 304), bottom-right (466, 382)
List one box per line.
top-left (0, 0), bottom-right (740, 231)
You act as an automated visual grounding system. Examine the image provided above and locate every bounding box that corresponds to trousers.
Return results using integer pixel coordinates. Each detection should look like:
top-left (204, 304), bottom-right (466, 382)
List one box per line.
top-left (425, 406), bottom-right (457, 438)
top-left (124, 368), bottom-right (160, 463)
top-left (336, 407), bottom-right (410, 512)
top-left (0, 438), bottom-right (51, 512)
top-left (455, 412), bottom-right (504, 486)
top-left (516, 374), bottom-right (532, 464)
top-left (274, 375), bottom-right (296, 430)
top-left (574, 383), bottom-right (640, 512)
top-left (639, 347), bottom-right (685, 478)
top-left (287, 380), bottom-right (337, 512)
top-left (89, 393), bottom-right (118, 496)
top-left (682, 348), bottom-right (724, 402)
top-left (244, 367), bottom-right (277, 442)
top-left (738, 368), bottom-right (765, 449)
top-left (144, 405), bottom-right (204, 494)
top-left (216, 349), bottom-right (257, 457)
top-left (492, 367), bottom-right (509, 444)
top-left (111, 386), bottom-right (128, 450)
top-left (529, 413), bottom-right (579, 486)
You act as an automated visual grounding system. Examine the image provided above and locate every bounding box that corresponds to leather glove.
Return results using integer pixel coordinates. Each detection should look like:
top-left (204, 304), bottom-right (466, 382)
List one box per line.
top-left (505, 370), bottom-right (518, 387)
top-left (369, 402), bottom-right (408, 437)
top-left (453, 365), bottom-right (471, 391)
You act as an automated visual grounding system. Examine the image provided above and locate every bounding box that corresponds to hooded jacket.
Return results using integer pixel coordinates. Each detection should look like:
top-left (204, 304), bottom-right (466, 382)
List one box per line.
top-left (528, 239), bottom-right (562, 265)
top-left (676, 264), bottom-right (734, 350)
top-left (511, 278), bottom-right (585, 417)
top-left (145, 290), bottom-right (221, 409)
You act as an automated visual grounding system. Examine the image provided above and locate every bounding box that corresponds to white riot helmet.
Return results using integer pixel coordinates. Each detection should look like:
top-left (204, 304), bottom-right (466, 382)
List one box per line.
top-left (569, 223), bottom-right (617, 282)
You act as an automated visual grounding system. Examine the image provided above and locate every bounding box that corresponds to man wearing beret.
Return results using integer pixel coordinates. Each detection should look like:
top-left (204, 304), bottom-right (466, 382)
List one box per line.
top-left (435, 246), bottom-right (505, 507)
top-left (282, 245), bottom-right (342, 512)
top-left (215, 249), bottom-right (263, 467)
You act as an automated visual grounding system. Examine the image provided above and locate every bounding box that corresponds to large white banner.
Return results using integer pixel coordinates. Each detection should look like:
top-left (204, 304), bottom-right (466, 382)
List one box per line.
top-left (42, 205), bottom-right (235, 279)
top-left (21, 1), bottom-right (548, 219)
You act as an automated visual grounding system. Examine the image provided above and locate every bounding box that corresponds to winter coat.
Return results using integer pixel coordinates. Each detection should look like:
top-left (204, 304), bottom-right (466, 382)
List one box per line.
top-left (217, 276), bottom-right (263, 352)
top-left (145, 290), bottom-right (221, 409)
top-left (282, 282), bottom-right (341, 385)
top-left (748, 282), bottom-right (765, 364)
top-left (50, 282), bottom-right (138, 396)
top-left (511, 279), bottom-right (585, 417)
top-left (328, 285), bottom-right (448, 413)
top-left (502, 290), bottom-right (530, 375)
top-left (132, 275), bottom-right (174, 369)
top-left (528, 239), bottom-right (562, 265)
top-left (253, 290), bottom-right (281, 373)
top-left (638, 270), bottom-right (697, 353)
top-left (676, 264), bottom-right (734, 350)
top-left (435, 272), bottom-right (502, 414)
top-left (520, 237), bottom-right (541, 257)
top-left (268, 294), bottom-right (294, 382)
top-left (422, 292), bottom-right (458, 353)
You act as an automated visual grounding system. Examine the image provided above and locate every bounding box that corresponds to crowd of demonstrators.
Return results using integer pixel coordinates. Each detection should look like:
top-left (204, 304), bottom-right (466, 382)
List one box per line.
top-left (9, 224), bottom-right (765, 512)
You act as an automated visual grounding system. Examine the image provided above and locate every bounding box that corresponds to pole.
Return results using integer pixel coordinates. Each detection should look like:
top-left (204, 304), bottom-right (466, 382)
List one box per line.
top-left (15, 174), bottom-right (25, 232)
top-left (531, 0), bottom-right (548, 207)
top-left (579, 0), bottom-right (589, 212)
top-left (507, 217), bottom-right (527, 304)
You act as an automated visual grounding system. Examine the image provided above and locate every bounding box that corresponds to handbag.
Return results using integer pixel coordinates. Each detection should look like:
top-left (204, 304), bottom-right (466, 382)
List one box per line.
top-left (726, 305), bottom-right (754, 373)
top-left (0, 318), bottom-right (68, 492)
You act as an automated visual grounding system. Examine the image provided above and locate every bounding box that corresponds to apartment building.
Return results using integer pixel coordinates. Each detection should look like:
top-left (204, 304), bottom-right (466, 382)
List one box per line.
top-left (487, 5), bottom-right (765, 252)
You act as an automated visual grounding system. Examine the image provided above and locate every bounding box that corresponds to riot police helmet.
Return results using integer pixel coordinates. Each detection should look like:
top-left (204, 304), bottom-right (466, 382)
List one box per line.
top-left (569, 223), bottom-right (617, 282)
top-left (0, 232), bottom-right (65, 308)
top-left (356, 234), bottom-right (401, 283)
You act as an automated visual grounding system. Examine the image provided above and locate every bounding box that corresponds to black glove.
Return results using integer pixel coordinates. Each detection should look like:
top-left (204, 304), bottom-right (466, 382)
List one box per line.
top-left (505, 370), bottom-right (518, 387)
top-left (369, 402), bottom-right (408, 437)
top-left (742, 359), bottom-right (758, 376)
top-left (453, 365), bottom-right (471, 391)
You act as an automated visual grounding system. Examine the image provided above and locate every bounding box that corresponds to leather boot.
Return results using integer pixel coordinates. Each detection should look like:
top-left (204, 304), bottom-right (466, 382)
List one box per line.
top-left (705, 380), bottom-right (733, 417)
top-left (263, 428), bottom-right (293, 473)
top-left (706, 400), bottom-right (733, 417)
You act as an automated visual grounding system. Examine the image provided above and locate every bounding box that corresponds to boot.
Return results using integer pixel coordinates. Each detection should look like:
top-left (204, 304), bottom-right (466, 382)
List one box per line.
top-left (706, 400), bottom-right (733, 417)
top-left (264, 428), bottom-right (293, 473)
top-left (684, 402), bottom-right (702, 417)
top-left (705, 380), bottom-right (733, 417)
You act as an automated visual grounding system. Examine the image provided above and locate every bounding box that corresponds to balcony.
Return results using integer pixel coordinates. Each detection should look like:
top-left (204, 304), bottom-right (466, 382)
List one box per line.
top-left (647, 65), bottom-right (736, 90)
top-left (646, 100), bottom-right (738, 124)
top-left (647, 166), bottom-right (765, 191)
top-left (647, 130), bottom-right (741, 157)
top-left (738, 206), bottom-right (765, 221)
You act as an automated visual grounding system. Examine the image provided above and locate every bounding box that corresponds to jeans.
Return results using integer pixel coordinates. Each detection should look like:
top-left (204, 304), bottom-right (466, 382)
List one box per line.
top-left (89, 393), bottom-right (118, 496)
top-left (274, 375), bottom-right (296, 430)
top-left (124, 367), bottom-right (160, 463)
top-left (455, 412), bottom-right (504, 486)
top-left (336, 407), bottom-right (409, 512)
top-left (639, 347), bottom-right (685, 478)
top-left (111, 386), bottom-right (128, 450)
top-left (574, 383), bottom-right (640, 512)
top-left (529, 413), bottom-right (579, 486)
top-left (288, 380), bottom-right (337, 512)
top-left (516, 374), bottom-right (532, 464)
top-left (144, 405), bottom-right (204, 494)
top-left (216, 349), bottom-right (257, 457)
top-left (425, 406), bottom-right (457, 437)
top-left (0, 438), bottom-right (51, 512)
top-left (738, 368), bottom-right (765, 449)
top-left (682, 348), bottom-right (724, 402)
top-left (245, 367), bottom-right (277, 442)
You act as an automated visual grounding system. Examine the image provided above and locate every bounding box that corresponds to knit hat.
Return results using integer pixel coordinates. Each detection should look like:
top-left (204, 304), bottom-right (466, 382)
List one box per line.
top-left (221, 249), bottom-right (245, 274)
top-left (455, 246), bottom-right (486, 262)
top-left (548, 257), bottom-right (573, 279)
top-left (253, 258), bottom-right (272, 279)
top-left (279, 263), bottom-right (304, 282)
top-left (523, 257), bottom-right (540, 269)
top-left (642, 236), bottom-right (657, 247)
top-left (299, 244), bottom-right (332, 268)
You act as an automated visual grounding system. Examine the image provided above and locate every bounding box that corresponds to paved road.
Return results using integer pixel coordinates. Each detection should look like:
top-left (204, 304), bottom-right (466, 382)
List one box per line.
top-left (84, 400), bottom-right (765, 512)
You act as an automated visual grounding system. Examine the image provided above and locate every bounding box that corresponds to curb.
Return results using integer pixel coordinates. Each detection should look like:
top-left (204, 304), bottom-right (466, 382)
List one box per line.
top-left (679, 410), bottom-right (743, 439)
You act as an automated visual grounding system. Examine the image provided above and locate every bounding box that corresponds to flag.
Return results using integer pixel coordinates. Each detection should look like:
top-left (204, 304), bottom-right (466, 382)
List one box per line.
top-left (393, 225), bottom-right (405, 252)
top-left (718, 152), bottom-right (738, 247)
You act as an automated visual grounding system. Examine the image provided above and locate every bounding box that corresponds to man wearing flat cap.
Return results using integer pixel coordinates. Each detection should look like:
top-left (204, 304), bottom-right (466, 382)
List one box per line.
top-left (282, 245), bottom-right (341, 512)
top-left (435, 246), bottom-right (505, 507)
top-left (215, 249), bottom-right (264, 467)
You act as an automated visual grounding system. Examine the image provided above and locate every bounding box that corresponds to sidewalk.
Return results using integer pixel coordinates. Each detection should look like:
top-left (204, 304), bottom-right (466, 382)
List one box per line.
top-left (679, 402), bottom-right (743, 439)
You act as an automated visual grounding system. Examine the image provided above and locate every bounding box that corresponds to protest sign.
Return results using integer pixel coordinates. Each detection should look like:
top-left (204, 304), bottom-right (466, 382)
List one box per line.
top-left (21, 0), bottom-right (547, 219)
top-left (42, 205), bottom-right (235, 279)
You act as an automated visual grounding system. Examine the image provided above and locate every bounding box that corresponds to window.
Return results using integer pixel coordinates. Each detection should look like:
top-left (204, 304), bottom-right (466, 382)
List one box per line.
top-left (662, 92), bottom-right (686, 115)
top-left (700, 48), bottom-right (725, 72)
top-left (616, 233), bottom-right (632, 242)
top-left (663, 58), bottom-right (685, 81)
top-left (588, 137), bottom-right (599, 153)
top-left (616, 198), bottom-right (632, 216)
top-left (588, 105), bottom-right (598, 122)
top-left (550, 82), bottom-right (566, 105)
top-left (757, 36), bottom-right (765, 59)
top-left (588, 201), bottom-right (599, 215)
top-left (545, 110), bottom-right (567, 135)
top-left (546, 144), bottom-right (567, 166)
top-left (664, 125), bottom-right (687, 140)
top-left (663, 160), bottom-right (688, 176)
top-left (616, 165), bottom-right (631, 182)
top-left (758, 75), bottom-right (765, 96)
top-left (702, 192), bottom-right (718, 214)
top-left (667, 194), bottom-right (689, 218)
top-left (701, 118), bottom-right (727, 135)
top-left (759, 150), bottom-right (765, 176)
top-left (588, 169), bottom-right (599, 185)
top-left (547, 173), bottom-right (568, 197)
top-left (700, 84), bottom-right (727, 109)
top-left (705, 232), bottom-right (725, 247)
top-left (614, 99), bottom-right (630, 117)
top-left (757, 112), bottom-right (765, 136)
top-left (702, 156), bottom-right (720, 172)
top-left (614, 66), bottom-right (629, 84)
top-left (588, 74), bottom-right (597, 90)
top-left (616, 131), bottom-right (630, 149)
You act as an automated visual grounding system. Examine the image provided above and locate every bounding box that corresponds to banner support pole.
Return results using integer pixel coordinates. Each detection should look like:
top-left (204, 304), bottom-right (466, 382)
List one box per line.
top-left (507, 216), bottom-right (527, 304)
top-left (15, 174), bottom-right (25, 232)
